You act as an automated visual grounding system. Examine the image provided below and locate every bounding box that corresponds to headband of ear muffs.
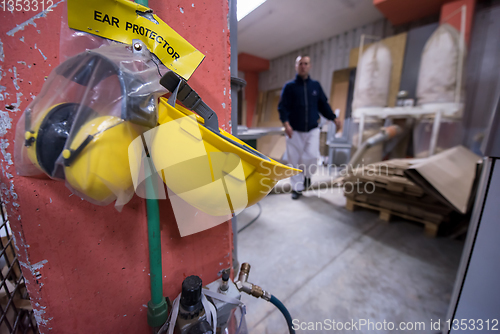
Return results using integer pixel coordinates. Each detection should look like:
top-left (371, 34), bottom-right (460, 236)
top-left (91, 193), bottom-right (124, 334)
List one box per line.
top-left (55, 51), bottom-right (158, 128)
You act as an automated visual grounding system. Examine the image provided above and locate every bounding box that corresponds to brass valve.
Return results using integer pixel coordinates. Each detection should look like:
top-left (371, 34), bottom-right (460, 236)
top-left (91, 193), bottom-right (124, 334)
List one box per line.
top-left (234, 262), bottom-right (271, 301)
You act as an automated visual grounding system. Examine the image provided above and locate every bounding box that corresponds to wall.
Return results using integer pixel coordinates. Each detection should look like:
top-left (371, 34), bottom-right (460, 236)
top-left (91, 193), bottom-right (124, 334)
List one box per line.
top-left (398, 22), bottom-right (439, 100)
top-left (238, 53), bottom-right (269, 127)
top-left (440, 0), bottom-right (475, 45)
top-left (259, 19), bottom-right (394, 97)
top-left (260, 1), bottom-right (500, 151)
top-left (374, 0), bottom-right (449, 25)
top-left (462, 2), bottom-right (500, 149)
top-left (0, 0), bottom-right (232, 332)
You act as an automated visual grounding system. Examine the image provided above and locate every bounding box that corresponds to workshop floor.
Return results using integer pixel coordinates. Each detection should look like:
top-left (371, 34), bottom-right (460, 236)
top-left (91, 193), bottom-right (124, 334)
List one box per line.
top-left (236, 172), bottom-right (464, 334)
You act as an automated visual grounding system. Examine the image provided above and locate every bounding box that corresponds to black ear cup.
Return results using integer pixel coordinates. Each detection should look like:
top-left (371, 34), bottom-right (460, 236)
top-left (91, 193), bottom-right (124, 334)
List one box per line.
top-left (30, 103), bottom-right (94, 178)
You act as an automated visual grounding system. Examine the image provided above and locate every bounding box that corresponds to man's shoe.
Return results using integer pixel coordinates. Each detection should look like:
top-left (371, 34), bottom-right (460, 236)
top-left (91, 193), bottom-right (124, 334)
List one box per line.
top-left (291, 191), bottom-right (302, 200)
top-left (304, 177), bottom-right (311, 190)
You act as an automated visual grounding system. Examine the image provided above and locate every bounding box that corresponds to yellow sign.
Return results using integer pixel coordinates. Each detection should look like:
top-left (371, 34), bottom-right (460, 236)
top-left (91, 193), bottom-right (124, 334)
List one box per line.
top-left (67, 0), bottom-right (204, 80)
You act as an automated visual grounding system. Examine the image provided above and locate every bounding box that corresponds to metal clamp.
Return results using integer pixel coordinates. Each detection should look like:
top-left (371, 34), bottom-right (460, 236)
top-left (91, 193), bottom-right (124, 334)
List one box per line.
top-left (160, 71), bottom-right (220, 133)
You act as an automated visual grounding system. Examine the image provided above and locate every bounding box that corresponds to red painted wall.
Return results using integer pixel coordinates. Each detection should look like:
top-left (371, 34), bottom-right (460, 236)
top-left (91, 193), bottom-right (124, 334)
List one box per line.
top-left (237, 53), bottom-right (269, 127)
top-left (374, 0), bottom-right (450, 25)
top-left (0, 1), bottom-right (232, 332)
top-left (374, 0), bottom-right (475, 36)
top-left (243, 71), bottom-right (259, 127)
top-left (238, 53), bottom-right (269, 73)
top-left (440, 0), bottom-right (475, 45)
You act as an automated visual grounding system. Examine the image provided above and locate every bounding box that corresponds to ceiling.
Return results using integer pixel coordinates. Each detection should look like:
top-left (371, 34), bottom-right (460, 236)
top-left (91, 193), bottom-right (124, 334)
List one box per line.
top-left (237, 0), bottom-right (384, 60)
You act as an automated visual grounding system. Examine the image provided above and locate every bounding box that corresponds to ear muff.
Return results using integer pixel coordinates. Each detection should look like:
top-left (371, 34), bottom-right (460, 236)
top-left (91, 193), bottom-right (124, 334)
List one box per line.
top-left (62, 115), bottom-right (139, 203)
top-left (23, 47), bottom-right (157, 204)
top-left (25, 103), bottom-right (139, 203)
top-left (24, 103), bottom-right (95, 179)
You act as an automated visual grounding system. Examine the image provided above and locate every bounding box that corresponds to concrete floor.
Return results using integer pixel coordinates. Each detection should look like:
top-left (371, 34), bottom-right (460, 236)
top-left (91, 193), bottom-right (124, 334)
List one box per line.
top-left (235, 179), bottom-right (464, 334)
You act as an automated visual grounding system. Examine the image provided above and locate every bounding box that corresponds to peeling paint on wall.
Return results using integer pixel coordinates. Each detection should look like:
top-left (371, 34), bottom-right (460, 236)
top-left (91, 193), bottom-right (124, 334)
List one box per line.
top-left (31, 259), bottom-right (48, 272)
top-left (0, 110), bottom-right (12, 137)
top-left (38, 49), bottom-right (47, 61)
top-left (12, 66), bottom-right (19, 90)
top-left (0, 139), bottom-right (13, 167)
top-left (0, 39), bottom-right (4, 62)
top-left (12, 92), bottom-right (23, 112)
top-left (0, 0), bottom-right (233, 331)
top-left (11, 233), bottom-right (51, 327)
top-left (33, 306), bottom-right (51, 326)
top-left (6, 0), bottom-right (66, 36)
top-left (9, 181), bottom-right (18, 200)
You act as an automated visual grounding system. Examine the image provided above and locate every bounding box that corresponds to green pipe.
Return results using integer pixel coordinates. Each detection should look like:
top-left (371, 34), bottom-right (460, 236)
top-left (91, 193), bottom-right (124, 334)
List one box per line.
top-left (146, 180), bottom-right (162, 305)
top-left (145, 173), bottom-right (168, 328)
top-left (135, 0), bottom-right (168, 328)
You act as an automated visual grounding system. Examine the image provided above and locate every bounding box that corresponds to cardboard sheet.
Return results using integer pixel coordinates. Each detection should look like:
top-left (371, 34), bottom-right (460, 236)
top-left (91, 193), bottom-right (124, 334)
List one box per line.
top-left (404, 146), bottom-right (481, 214)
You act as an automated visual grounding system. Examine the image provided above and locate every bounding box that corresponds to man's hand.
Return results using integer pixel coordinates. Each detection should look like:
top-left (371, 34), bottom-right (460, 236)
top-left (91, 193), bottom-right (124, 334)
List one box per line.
top-left (333, 118), bottom-right (342, 130)
top-left (284, 122), bottom-right (293, 138)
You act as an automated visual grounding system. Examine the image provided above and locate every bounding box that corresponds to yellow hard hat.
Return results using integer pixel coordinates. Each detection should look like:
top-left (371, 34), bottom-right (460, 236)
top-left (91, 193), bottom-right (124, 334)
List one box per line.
top-left (150, 98), bottom-right (301, 216)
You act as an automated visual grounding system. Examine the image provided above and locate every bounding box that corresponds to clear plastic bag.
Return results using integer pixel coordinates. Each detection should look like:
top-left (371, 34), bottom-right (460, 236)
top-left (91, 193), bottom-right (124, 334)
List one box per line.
top-left (417, 24), bottom-right (466, 105)
top-left (15, 40), bottom-right (167, 209)
top-left (353, 42), bottom-right (392, 109)
top-left (59, 12), bottom-right (112, 62)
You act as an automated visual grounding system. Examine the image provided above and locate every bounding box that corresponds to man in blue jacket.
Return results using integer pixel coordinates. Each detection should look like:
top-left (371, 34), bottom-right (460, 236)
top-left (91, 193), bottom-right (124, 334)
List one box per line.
top-left (278, 55), bottom-right (340, 200)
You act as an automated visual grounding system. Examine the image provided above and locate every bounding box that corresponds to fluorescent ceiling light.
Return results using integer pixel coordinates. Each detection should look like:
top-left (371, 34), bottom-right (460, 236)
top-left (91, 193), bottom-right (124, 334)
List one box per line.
top-left (237, 0), bottom-right (267, 21)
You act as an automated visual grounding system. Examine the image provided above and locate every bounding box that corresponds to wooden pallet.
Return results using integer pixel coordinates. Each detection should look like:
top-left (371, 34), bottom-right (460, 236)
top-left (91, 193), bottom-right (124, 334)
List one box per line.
top-left (346, 191), bottom-right (450, 224)
top-left (345, 199), bottom-right (441, 237)
top-left (343, 174), bottom-right (424, 197)
top-left (342, 160), bottom-right (425, 197)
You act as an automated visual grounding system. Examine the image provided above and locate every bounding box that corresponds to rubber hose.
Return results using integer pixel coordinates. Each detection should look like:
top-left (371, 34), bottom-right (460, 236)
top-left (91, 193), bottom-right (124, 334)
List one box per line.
top-left (238, 202), bottom-right (262, 233)
top-left (270, 295), bottom-right (295, 334)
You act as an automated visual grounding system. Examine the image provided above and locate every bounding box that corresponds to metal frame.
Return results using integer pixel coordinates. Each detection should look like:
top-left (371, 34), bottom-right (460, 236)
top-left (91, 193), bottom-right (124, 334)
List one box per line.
top-left (356, 107), bottom-right (446, 156)
top-left (327, 118), bottom-right (353, 169)
top-left (444, 158), bottom-right (493, 332)
top-left (0, 202), bottom-right (39, 334)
